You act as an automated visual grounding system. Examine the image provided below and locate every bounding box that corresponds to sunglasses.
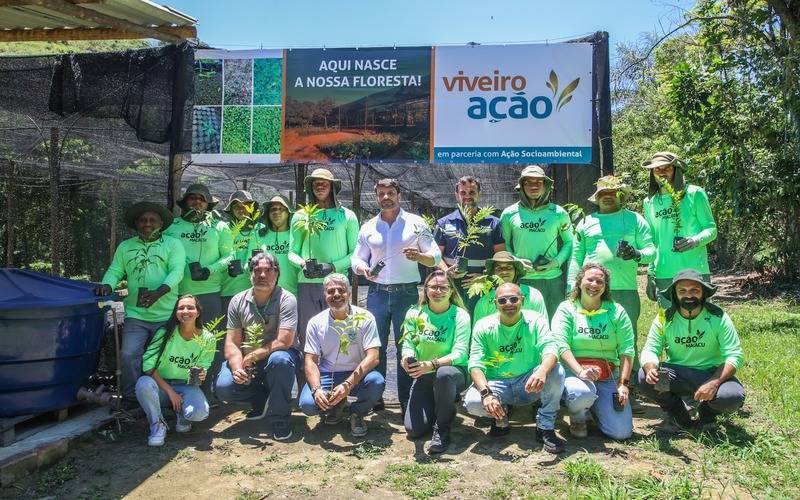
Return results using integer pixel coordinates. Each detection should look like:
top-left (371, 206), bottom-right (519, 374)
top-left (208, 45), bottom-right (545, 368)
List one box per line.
top-left (496, 296), bottom-right (521, 305)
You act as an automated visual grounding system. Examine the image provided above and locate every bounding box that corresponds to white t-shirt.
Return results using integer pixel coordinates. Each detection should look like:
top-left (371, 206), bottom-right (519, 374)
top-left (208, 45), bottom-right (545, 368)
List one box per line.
top-left (304, 305), bottom-right (382, 372)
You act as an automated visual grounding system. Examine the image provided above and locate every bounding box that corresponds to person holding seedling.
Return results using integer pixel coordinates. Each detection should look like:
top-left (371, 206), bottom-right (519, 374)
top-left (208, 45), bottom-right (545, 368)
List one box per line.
top-left (221, 190), bottom-right (265, 315)
top-left (400, 270), bottom-right (471, 454)
top-left (352, 178), bottom-right (442, 413)
top-left (500, 165), bottom-right (574, 319)
top-left (567, 175), bottom-right (655, 336)
top-left (289, 168), bottom-right (359, 345)
top-left (552, 263), bottom-right (635, 440)
top-left (97, 201), bottom-right (185, 406)
top-left (299, 274), bottom-right (384, 438)
top-left (214, 252), bottom-right (301, 441)
top-left (638, 269), bottom-right (745, 430)
top-left (471, 251), bottom-right (546, 326)
top-left (641, 152), bottom-right (717, 305)
top-left (435, 176), bottom-right (505, 314)
top-left (135, 295), bottom-right (217, 446)
top-left (257, 195), bottom-right (297, 296)
top-left (463, 283), bottom-right (566, 454)
top-left (164, 183), bottom-right (234, 399)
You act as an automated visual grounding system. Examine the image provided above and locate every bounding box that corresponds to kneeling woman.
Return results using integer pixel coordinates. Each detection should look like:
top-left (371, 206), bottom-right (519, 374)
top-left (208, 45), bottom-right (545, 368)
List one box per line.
top-left (551, 263), bottom-right (634, 440)
top-left (472, 251), bottom-right (546, 326)
top-left (401, 270), bottom-right (471, 454)
top-left (135, 295), bottom-right (216, 446)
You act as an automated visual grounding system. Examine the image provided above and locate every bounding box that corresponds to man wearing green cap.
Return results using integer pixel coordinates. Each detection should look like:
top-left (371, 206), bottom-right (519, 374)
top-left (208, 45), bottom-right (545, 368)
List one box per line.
top-left (638, 269), bottom-right (745, 429)
top-left (221, 190), bottom-right (266, 315)
top-left (641, 152), bottom-right (717, 304)
top-left (257, 195), bottom-right (297, 296)
top-left (567, 175), bottom-right (656, 334)
top-left (500, 165), bottom-right (574, 319)
top-left (289, 168), bottom-right (359, 343)
top-left (97, 202), bottom-right (185, 404)
top-left (472, 251), bottom-right (546, 326)
top-left (164, 183), bottom-right (234, 393)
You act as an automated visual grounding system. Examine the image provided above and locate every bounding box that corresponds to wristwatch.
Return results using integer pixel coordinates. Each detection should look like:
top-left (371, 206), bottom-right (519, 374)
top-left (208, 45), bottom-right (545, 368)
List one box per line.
top-left (479, 387), bottom-right (493, 400)
top-left (311, 386), bottom-right (322, 396)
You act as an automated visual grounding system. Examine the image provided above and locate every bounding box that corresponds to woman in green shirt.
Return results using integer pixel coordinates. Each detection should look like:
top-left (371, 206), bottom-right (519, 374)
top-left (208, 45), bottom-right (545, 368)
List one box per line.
top-left (551, 263), bottom-right (635, 440)
top-left (135, 295), bottom-right (216, 447)
top-left (400, 270), bottom-right (471, 454)
top-left (472, 251), bottom-right (547, 326)
top-left (256, 195), bottom-right (298, 296)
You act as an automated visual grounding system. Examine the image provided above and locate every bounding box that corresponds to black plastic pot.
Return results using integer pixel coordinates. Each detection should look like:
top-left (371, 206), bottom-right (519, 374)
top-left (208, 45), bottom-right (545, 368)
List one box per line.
top-left (672, 236), bottom-right (686, 252)
top-left (615, 240), bottom-right (630, 258)
top-left (188, 262), bottom-right (204, 280)
top-left (454, 256), bottom-right (469, 274)
top-left (187, 366), bottom-right (203, 386)
top-left (654, 367), bottom-right (671, 393)
top-left (228, 260), bottom-right (243, 277)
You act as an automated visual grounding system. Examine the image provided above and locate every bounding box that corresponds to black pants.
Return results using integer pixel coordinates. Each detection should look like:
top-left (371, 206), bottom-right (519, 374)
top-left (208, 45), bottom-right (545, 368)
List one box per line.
top-left (637, 363), bottom-right (745, 416)
top-left (404, 365), bottom-right (467, 438)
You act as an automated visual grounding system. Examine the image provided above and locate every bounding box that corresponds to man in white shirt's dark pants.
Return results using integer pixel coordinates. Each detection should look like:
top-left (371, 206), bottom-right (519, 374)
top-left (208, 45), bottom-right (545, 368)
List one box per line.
top-left (352, 179), bottom-right (442, 413)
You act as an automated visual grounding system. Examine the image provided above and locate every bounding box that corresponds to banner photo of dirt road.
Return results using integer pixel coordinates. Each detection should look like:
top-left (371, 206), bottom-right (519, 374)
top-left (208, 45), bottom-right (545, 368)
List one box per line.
top-left (282, 47), bottom-right (431, 162)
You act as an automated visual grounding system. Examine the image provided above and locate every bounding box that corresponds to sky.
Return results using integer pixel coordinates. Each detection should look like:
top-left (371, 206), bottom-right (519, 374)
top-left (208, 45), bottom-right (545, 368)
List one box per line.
top-left (166, 0), bottom-right (695, 61)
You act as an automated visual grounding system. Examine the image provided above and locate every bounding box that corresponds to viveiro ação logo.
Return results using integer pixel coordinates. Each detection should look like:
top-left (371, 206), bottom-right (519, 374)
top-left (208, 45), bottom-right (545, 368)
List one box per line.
top-left (440, 68), bottom-right (580, 123)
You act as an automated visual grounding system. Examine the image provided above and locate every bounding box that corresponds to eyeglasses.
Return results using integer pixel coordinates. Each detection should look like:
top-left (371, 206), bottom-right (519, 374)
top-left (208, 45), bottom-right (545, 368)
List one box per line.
top-left (426, 285), bottom-right (451, 292)
top-left (496, 296), bottom-right (521, 305)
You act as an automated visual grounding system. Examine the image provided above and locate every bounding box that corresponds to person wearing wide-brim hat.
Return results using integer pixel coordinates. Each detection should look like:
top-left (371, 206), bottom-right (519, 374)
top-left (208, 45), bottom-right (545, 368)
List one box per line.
top-left (221, 190), bottom-right (266, 311)
top-left (471, 251), bottom-right (547, 326)
top-left (641, 152), bottom-right (717, 306)
top-left (567, 174), bottom-right (656, 340)
top-left (256, 195), bottom-right (298, 296)
top-left (164, 183), bottom-right (234, 400)
top-left (499, 165), bottom-right (574, 319)
top-left (288, 168), bottom-right (359, 345)
top-left (97, 201), bottom-right (186, 406)
top-left (638, 269), bottom-right (745, 430)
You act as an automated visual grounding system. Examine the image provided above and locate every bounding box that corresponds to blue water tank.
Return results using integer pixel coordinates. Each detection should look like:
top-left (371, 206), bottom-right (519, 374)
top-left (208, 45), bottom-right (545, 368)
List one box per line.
top-left (0, 269), bottom-right (111, 417)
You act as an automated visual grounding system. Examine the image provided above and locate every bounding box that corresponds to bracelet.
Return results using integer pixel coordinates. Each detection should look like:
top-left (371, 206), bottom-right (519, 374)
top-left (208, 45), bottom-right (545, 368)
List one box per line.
top-left (342, 380), bottom-right (352, 390)
top-left (431, 359), bottom-right (440, 370)
top-left (311, 386), bottom-right (322, 396)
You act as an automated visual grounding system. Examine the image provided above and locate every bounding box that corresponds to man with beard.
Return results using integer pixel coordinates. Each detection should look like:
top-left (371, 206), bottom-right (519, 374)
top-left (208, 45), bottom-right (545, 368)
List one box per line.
top-left (500, 165), bottom-right (573, 319)
top-left (215, 252), bottom-right (301, 440)
top-left (299, 274), bottom-right (384, 437)
top-left (352, 178), bottom-right (442, 413)
top-left (289, 168), bottom-right (359, 345)
top-left (97, 202), bottom-right (185, 406)
top-left (435, 176), bottom-right (505, 313)
top-left (638, 269), bottom-right (745, 429)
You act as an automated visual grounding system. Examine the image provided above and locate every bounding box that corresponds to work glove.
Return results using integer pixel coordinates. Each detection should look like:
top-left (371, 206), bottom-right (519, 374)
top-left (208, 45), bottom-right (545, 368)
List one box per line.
top-left (616, 241), bottom-right (641, 261)
top-left (533, 257), bottom-right (559, 272)
top-left (319, 263), bottom-right (335, 277)
top-left (228, 260), bottom-right (244, 277)
top-left (139, 285), bottom-right (171, 308)
top-left (645, 275), bottom-right (658, 302)
top-left (674, 236), bottom-right (699, 252)
top-left (190, 266), bottom-right (211, 281)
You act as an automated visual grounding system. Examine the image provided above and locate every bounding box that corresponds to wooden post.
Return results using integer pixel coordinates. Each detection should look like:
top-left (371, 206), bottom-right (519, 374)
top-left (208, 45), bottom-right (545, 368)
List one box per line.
top-left (49, 127), bottom-right (61, 275)
top-left (295, 163), bottom-right (307, 205)
top-left (167, 153), bottom-right (183, 213)
top-left (4, 159), bottom-right (15, 267)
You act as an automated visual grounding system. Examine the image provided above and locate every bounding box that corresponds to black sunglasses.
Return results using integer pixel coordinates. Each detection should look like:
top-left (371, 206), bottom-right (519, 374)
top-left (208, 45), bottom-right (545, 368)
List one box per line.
top-left (496, 296), bottom-right (521, 305)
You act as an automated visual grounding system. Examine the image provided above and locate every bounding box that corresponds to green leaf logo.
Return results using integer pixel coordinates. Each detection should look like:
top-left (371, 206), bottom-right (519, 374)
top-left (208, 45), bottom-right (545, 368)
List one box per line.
top-left (546, 70), bottom-right (559, 97)
top-left (546, 71), bottom-right (581, 112)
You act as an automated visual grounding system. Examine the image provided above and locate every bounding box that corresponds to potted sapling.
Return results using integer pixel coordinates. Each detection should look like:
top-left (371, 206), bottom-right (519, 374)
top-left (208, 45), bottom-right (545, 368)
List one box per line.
top-left (654, 175), bottom-right (686, 252)
top-left (444, 204), bottom-right (496, 274)
top-left (466, 274), bottom-right (505, 300)
top-left (324, 312), bottom-right (368, 418)
top-left (228, 204), bottom-right (262, 277)
top-left (240, 322), bottom-right (268, 382)
top-left (187, 315), bottom-right (226, 386)
top-left (293, 204), bottom-right (330, 278)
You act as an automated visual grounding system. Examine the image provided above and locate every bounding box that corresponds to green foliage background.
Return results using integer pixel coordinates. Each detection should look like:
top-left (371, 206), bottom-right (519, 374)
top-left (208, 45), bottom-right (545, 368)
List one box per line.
top-left (252, 106), bottom-right (281, 154)
top-left (222, 106), bottom-right (251, 154)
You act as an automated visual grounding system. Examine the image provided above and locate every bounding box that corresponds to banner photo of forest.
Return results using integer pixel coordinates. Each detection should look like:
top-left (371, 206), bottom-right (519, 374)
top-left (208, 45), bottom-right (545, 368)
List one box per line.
top-left (282, 47), bottom-right (431, 162)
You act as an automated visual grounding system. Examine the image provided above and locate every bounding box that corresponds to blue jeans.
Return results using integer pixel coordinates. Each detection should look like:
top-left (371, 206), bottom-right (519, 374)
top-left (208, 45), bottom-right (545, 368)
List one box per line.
top-left (367, 284), bottom-right (419, 408)
top-left (135, 375), bottom-right (209, 427)
top-left (563, 374), bottom-right (632, 440)
top-left (464, 364), bottom-right (565, 430)
top-left (298, 371), bottom-right (385, 417)
top-left (121, 318), bottom-right (165, 401)
top-left (214, 348), bottom-right (302, 427)
top-left (637, 363), bottom-right (745, 416)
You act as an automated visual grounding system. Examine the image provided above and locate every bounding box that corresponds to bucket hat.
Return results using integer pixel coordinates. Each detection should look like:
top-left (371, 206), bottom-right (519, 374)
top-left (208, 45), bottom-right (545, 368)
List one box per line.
top-left (588, 175), bottom-right (630, 204)
top-left (641, 151), bottom-right (686, 170)
top-left (124, 201), bottom-right (173, 230)
top-left (177, 183), bottom-right (220, 210)
top-left (485, 251), bottom-right (532, 283)
top-left (514, 165), bottom-right (553, 190)
top-left (304, 168), bottom-right (342, 194)
top-left (660, 269), bottom-right (716, 302)
top-left (224, 190), bottom-right (258, 212)
top-left (266, 194), bottom-right (295, 214)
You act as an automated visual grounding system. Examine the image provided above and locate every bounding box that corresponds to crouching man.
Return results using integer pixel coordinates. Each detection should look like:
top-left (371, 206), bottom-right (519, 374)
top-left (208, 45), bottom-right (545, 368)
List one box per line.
top-left (214, 252), bottom-right (302, 441)
top-left (464, 283), bottom-right (567, 453)
top-left (638, 269), bottom-right (745, 429)
top-left (299, 274), bottom-right (385, 437)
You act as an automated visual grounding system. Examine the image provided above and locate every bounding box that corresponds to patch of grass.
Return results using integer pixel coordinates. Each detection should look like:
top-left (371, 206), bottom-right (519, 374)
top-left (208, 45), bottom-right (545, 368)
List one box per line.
top-left (235, 487), bottom-right (263, 500)
top-left (563, 457), bottom-right (608, 487)
top-left (38, 461), bottom-right (77, 489)
top-left (280, 459), bottom-right (315, 473)
top-left (483, 473), bottom-right (528, 500)
top-left (219, 463), bottom-right (265, 477)
top-left (379, 462), bottom-right (457, 500)
top-left (259, 453), bottom-right (281, 464)
top-left (292, 485), bottom-right (315, 497)
top-left (351, 441), bottom-right (388, 460)
top-left (353, 478), bottom-right (371, 492)
top-left (175, 449), bottom-right (198, 462)
top-left (322, 454), bottom-right (343, 471)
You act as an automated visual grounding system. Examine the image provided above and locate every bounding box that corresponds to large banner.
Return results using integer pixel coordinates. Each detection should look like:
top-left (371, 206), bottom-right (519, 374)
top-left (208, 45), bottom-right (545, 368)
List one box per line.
top-left (191, 49), bottom-right (283, 164)
top-left (432, 43), bottom-right (593, 164)
top-left (282, 47), bottom-right (431, 162)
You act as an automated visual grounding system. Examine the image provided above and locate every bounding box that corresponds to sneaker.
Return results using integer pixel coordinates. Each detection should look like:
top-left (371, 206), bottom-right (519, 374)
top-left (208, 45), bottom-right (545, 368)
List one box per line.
top-left (372, 397), bottom-right (385, 412)
top-left (273, 423), bottom-right (293, 441)
top-left (697, 403), bottom-right (718, 430)
top-left (350, 414), bottom-right (368, 437)
top-left (148, 421), bottom-right (167, 446)
top-left (536, 427), bottom-right (565, 454)
top-left (665, 403), bottom-right (695, 430)
top-left (427, 425), bottom-right (450, 454)
top-left (175, 419), bottom-right (192, 433)
top-left (569, 419), bottom-right (587, 438)
top-left (323, 401), bottom-right (346, 425)
top-left (245, 400), bottom-right (269, 421)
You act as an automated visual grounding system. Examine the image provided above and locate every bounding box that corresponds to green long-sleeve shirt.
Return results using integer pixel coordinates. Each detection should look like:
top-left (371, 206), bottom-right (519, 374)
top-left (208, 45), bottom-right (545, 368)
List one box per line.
top-left (500, 202), bottom-right (573, 280)
top-left (472, 285), bottom-right (546, 327)
top-left (640, 305), bottom-right (744, 371)
top-left (101, 235), bottom-right (185, 322)
top-left (164, 216), bottom-right (234, 295)
top-left (221, 222), bottom-right (267, 298)
top-left (400, 305), bottom-right (471, 367)
top-left (551, 299), bottom-right (635, 364)
top-left (141, 326), bottom-right (216, 381)
top-left (288, 206), bottom-right (359, 284)
top-left (567, 209), bottom-right (656, 291)
top-left (643, 184), bottom-right (717, 279)
top-left (469, 310), bottom-right (556, 379)
top-left (255, 229), bottom-right (297, 295)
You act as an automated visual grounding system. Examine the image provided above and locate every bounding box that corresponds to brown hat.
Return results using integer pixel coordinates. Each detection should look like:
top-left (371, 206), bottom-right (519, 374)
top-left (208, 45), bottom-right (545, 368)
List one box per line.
top-left (514, 165), bottom-right (553, 189)
top-left (177, 183), bottom-right (220, 210)
top-left (124, 201), bottom-right (173, 230)
top-left (304, 168), bottom-right (342, 194)
top-left (641, 151), bottom-right (685, 171)
top-left (588, 175), bottom-right (630, 204)
top-left (485, 251), bottom-right (532, 283)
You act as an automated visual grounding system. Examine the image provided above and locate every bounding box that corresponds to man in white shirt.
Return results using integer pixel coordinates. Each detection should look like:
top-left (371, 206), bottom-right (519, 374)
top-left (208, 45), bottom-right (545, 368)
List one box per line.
top-left (352, 178), bottom-right (442, 412)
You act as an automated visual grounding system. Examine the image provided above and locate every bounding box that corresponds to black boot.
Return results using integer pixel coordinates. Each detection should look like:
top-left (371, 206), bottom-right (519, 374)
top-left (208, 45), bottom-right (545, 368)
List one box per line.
top-left (697, 403), bottom-right (719, 429)
top-left (536, 427), bottom-right (565, 454)
top-left (427, 424), bottom-right (450, 454)
top-left (664, 401), bottom-right (695, 430)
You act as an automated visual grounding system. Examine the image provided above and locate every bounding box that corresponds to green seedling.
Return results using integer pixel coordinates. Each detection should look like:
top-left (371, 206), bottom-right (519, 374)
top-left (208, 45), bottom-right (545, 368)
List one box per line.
top-left (397, 311), bottom-right (433, 347)
top-left (293, 203), bottom-right (329, 237)
top-left (187, 315), bottom-right (226, 385)
top-left (330, 312), bottom-right (368, 354)
top-left (124, 236), bottom-right (165, 285)
top-left (467, 274), bottom-right (504, 299)
top-left (654, 175), bottom-right (686, 249)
